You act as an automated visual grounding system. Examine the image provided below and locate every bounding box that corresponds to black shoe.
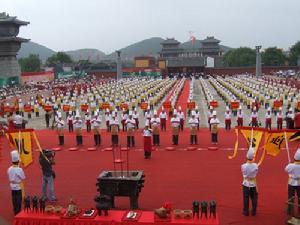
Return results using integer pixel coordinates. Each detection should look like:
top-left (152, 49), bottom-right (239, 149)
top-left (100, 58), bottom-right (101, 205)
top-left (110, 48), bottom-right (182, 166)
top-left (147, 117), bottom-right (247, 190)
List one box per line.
top-left (243, 211), bottom-right (249, 216)
top-left (251, 211), bottom-right (256, 216)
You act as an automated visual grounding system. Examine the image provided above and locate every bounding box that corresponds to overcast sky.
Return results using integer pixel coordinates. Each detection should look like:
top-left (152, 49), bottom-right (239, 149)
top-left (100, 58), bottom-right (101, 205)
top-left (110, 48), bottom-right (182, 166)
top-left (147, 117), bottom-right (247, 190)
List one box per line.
top-left (2, 0), bottom-right (300, 54)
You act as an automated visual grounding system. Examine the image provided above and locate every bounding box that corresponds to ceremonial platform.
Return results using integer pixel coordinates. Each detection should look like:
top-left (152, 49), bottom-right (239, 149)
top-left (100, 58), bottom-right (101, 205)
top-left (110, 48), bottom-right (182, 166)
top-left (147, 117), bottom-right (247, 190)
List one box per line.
top-left (0, 128), bottom-right (298, 225)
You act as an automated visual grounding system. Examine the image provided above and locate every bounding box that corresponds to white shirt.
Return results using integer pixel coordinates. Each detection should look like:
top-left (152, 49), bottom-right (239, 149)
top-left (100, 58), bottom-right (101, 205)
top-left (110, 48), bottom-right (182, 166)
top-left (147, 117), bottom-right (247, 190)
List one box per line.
top-left (287, 112), bottom-right (295, 120)
top-left (143, 129), bottom-right (152, 137)
top-left (237, 111), bottom-right (243, 119)
top-left (73, 119), bottom-right (83, 129)
top-left (285, 163), bottom-right (300, 186)
top-left (105, 114), bottom-right (111, 122)
top-left (14, 115), bottom-right (23, 125)
top-left (178, 111), bottom-right (185, 120)
top-left (210, 118), bottom-right (220, 125)
top-left (122, 113), bottom-right (128, 121)
top-left (56, 119), bottom-right (65, 128)
top-left (7, 166), bottom-right (25, 190)
top-left (145, 111), bottom-right (152, 119)
top-left (126, 118), bottom-right (136, 129)
top-left (265, 113), bottom-right (271, 119)
top-left (85, 115), bottom-right (91, 122)
top-left (67, 115), bottom-right (73, 123)
top-left (91, 117), bottom-right (101, 128)
top-left (171, 117), bottom-right (180, 127)
top-left (159, 111), bottom-right (168, 120)
top-left (251, 112), bottom-right (258, 119)
top-left (241, 162), bottom-right (258, 187)
top-left (225, 112), bottom-right (231, 120)
top-left (189, 118), bottom-right (199, 127)
top-left (110, 118), bottom-right (119, 126)
top-left (133, 113), bottom-right (139, 119)
top-left (151, 117), bottom-right (160, 127)
top-left (277, 112), bottom-right (283, 120)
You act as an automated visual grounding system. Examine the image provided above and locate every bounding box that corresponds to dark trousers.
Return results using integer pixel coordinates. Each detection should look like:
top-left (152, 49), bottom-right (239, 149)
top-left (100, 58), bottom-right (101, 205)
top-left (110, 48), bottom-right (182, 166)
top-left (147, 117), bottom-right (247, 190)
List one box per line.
top-left (127, 136), bottom-right (135, 147)
top-left (58, 136), bottom-right (64, 145)
top-left (153, 134), bottom-right (160, 145)
top-left (112, 135), bottom-right (118, 146)
top-left (144, 151), bottom-right (151, 159)
top-left (287, 185), bottom-right (300, 215)
top-left (86, 124), bottom-right (91, 132)
top-left (69, 124), bottom-right (73, 132)
top-left (46, 118), bottom-right (50, 128)
top-left (94, 134), bottom-right (101, 145)
top-left (277, 122), bottom-right (283, 130)
top-left (36, 112), bottom-right (39, 117)
top-left (172, 135), bottom-right (179, 145)
top-left (243, 185), bottom-right (258, 216)
top-left (190, 135), bottom-right (197, 144)
top-left (225, 121), bottom-right (231, 130)
top-left (12, 190), bottom-right (22, 215)
top-left (76, 135), bottom-right (83, 145)
top-left (211, 133), bottom-right (218, 143)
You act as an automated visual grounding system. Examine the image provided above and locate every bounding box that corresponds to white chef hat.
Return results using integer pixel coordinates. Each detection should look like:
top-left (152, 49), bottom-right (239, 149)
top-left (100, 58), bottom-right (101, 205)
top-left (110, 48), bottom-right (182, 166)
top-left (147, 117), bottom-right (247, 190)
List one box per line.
top-left (173, 109), bottom-right (177, 115)
top-left (212, 111), bottom-right (217, 116)
top-left (154, 110), bottom-right (157, 115)
top-left (294, 148), bottom-right (300, 161)
top-left (11, 150), bottom-right (20, 163)
top-left (239, 105), bottom-right (242, 110)
top-left (246, 147), bottom-right (255, 160)
top-left (129, 111), bottom-right (133, 116)
top-left (191, 111), bottom-right (196, 116)
top-left (209, 106), bottom-right (213, 110)
top-left (267, 107), bottom-right (271, 111)
top-left (226, 106), bottom-right (229, 111)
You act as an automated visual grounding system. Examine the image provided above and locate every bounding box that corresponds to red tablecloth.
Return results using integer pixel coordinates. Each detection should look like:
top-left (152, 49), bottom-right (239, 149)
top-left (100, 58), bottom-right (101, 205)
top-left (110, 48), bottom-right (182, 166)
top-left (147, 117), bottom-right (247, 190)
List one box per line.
top-left (14, 210), bottom-right (219, 225)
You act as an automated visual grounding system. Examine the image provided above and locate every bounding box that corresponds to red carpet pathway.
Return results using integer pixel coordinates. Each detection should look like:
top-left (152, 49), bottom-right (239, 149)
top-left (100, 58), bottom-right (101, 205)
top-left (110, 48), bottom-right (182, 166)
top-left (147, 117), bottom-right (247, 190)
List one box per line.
top-left (0, 129), bottom-right (298, 225)
top-left (175, 79), bottom-right (190, 112)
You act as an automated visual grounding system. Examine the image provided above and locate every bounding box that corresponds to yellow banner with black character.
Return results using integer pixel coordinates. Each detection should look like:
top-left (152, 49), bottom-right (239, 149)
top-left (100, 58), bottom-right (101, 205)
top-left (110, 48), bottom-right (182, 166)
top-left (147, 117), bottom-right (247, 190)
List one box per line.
top-left (241, 128), bottom-right (264, 156)
top-left (6, 129), bottom-right (34, 167)
top-left (264, 130), bottom-right (300, 157)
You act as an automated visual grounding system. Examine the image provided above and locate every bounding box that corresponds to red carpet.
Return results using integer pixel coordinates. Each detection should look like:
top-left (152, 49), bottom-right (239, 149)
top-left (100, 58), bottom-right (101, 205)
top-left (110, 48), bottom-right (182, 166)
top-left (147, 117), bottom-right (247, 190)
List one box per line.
top-left (0, 129), bottom-right (298, 225)
top-left (175, 80), bottom-right (190, 111)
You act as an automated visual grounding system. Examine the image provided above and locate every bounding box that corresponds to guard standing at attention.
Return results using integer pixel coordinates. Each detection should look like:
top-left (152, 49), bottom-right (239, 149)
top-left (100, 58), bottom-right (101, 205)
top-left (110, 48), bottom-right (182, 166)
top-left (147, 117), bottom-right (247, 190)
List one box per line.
top-left (7, 150), bottom-right (25, 215)
top-left (241, 148), bottom-right (258, 216)
top-left (73, 113), bottom-right (83, 146)
top-left (285, 148), bottom-right (300, 215)
top-left (56, 113), bottom-right (65, 146)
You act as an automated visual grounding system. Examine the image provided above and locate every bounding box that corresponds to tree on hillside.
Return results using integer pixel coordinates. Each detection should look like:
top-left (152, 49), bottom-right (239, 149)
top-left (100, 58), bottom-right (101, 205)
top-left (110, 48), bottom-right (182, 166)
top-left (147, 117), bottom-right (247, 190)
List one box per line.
top-left (262, 47), bottom-right (286, 66)
top-left (46, 51), bottom-right (72, 66)
top-left (223, 47), bottom-right (256, 67)
top-left (19, 54), bottom-right (41, 72)
top-left (289, 41), bottom-right (300, 66)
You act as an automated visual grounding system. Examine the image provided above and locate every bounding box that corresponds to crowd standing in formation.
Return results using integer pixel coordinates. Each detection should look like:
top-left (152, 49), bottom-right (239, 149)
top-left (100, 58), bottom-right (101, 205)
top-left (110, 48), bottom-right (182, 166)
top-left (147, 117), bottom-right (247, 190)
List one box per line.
top-left (2, 74), bottom-right (300, 217)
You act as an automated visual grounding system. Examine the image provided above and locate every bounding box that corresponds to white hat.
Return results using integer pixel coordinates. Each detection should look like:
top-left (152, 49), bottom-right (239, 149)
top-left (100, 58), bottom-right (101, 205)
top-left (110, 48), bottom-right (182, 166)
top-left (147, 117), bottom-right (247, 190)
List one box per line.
top-left (58, 112), bottom-right (62, 118)
top-left (253, 107), bottom-right (257, 111)
top-left (178, 106), bottom-right (182, 111)
top-left (294, 148), bottom-right (300, 160)
top-left (191, 111), bottom-right (196, 116)
top-left (279, 107), bottom-right (282, 111)
top-left (162, 106), bottom-right (165, 111)
top-left (289, 107), bottom-right (293, 111)
top-left (212, 111), bottom-right (217, 116)
top-left (209, 106), bottom-right (213, 110)
top-left (246, 147), bottom-right (255, 160)
top-left (226, 106), bottom-right (229, 111)
top-left (129, 111), bottom-right (133, 116)
top-left (238, 105), bottom-right (242, 110)
top-left (267, 107), bottom-right (271, 111)
top-left (173, 109), bottom-right (177, 115)
top-left (195, 105), bottom-right (198, 110)
top-left (11, 150), bottom-right (20, 162)
top-left (154, 110), bottom-right (157, 115)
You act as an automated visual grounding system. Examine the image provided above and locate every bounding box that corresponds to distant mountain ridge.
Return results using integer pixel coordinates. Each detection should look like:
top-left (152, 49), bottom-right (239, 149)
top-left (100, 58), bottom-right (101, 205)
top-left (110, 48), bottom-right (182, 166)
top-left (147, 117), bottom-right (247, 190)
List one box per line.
top-left (18, 37), bottom-right (232, 62)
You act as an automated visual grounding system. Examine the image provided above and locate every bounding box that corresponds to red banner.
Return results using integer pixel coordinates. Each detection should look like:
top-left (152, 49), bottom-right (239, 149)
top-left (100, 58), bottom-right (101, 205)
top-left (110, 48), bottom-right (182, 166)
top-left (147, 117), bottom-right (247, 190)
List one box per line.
top-left (187, 102), bottom-right (196, 110)
top-left (140, 102), bottom-right (148, 110)
top-left (273, 100), bottom-right (283, 108)
top-left (210, 101), bottom-right (218, 108)
top-left (81, 104), bottom-right (89, 112)
top-left (24, 105), bottom-right (32, 112)
top-left (63, 105), bottom-right (70, 112)
top-left (4, 106), bottom-right (11, 113)
top-left (297, 102), bottom-right (300, 109)
top-left (163, 101), bottom-right (172, 109)
top-left (43, 105), bottom-right (52, 111)
top-left (231, 101), bottom-right (240, 109)
top-left (101, 103), bottom-right (110, 109)
top-left (120, 103), bottom-right (129, 110)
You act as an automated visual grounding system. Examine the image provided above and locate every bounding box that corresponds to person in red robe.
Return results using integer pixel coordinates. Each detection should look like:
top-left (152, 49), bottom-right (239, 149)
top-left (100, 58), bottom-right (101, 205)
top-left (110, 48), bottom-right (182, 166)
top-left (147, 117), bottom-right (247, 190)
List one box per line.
top-left (143, 121), bottom-right (152, 159)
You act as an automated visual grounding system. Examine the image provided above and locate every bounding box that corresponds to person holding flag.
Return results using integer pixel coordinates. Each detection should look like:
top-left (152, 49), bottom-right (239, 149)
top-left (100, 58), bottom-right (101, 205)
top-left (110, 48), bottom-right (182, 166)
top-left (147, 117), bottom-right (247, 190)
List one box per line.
top-left (285, 148), bottom-right (300, 215)
top-left (7, 150), bottom-right (25, 215)
top-left (241, 147), bottom-right (258, 216)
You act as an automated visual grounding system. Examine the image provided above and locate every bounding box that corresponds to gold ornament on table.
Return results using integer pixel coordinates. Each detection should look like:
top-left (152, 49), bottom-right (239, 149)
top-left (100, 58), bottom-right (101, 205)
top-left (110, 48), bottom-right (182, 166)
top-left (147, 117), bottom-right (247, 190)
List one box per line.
top-left (66, 198), bottom-right (80, 217)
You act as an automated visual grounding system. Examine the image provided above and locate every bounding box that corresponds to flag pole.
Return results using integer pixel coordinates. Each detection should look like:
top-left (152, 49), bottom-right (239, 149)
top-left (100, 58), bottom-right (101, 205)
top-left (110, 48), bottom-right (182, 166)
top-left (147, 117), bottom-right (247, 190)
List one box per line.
top-left (284, 131), bottom-right (291, 163)
top-left (18, 130), bottom-right (21, 155)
